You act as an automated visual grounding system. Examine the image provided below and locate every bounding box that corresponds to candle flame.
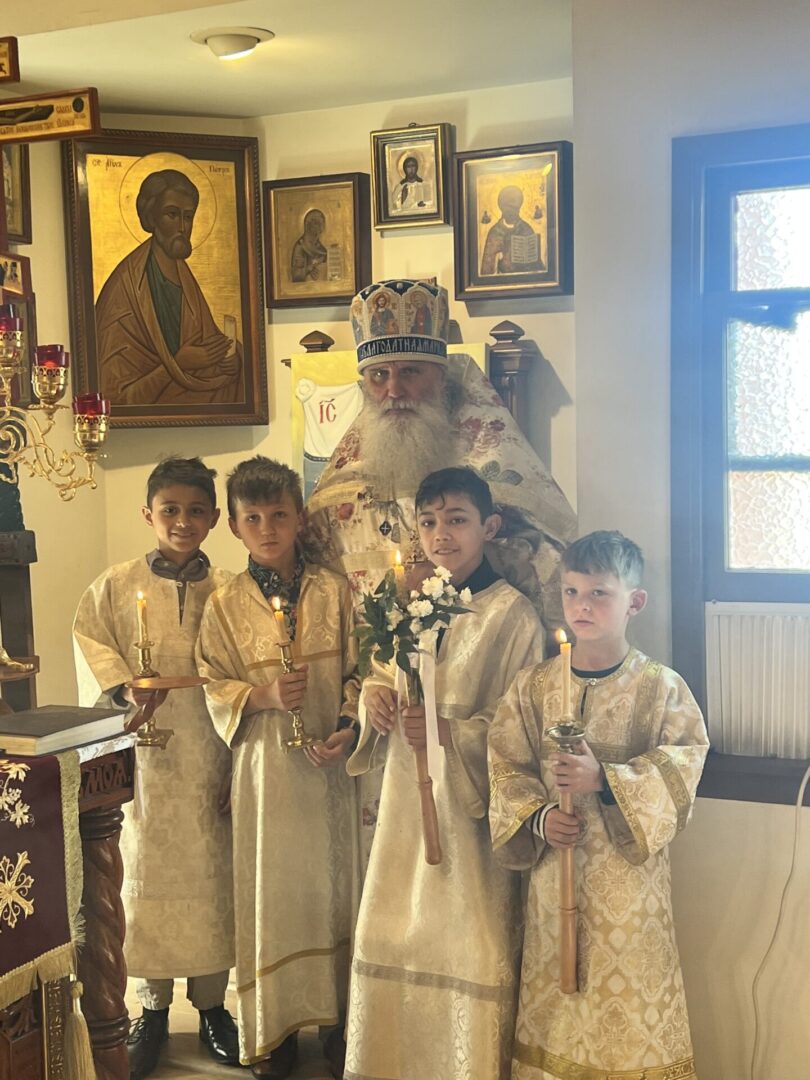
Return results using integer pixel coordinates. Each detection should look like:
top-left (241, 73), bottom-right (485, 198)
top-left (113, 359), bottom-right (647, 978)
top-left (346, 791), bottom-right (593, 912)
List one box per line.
top-left (395, 549), bottom-right (402, 567)
top-left (556, 629), bottom-right (568, 644)
top-left (137, 591), bottom-right (144, 602)
top-left (271, 596), bottom-right (281, 611)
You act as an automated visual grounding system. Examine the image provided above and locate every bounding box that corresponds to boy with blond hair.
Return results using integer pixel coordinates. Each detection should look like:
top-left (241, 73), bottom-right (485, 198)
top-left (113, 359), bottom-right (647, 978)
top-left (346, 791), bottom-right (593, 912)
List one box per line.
top-left (197, 455), bottom-right (359, 1079)
top-left (488, 530), bottom-right (708, 1079)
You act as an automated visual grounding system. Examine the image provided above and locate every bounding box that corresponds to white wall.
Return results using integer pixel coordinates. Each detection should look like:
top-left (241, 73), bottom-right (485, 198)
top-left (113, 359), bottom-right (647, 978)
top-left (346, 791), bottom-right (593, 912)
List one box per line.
top-left (572, 3), bottom-right (810, 1076)
top-left (16, 78), bottom-right (575, 703)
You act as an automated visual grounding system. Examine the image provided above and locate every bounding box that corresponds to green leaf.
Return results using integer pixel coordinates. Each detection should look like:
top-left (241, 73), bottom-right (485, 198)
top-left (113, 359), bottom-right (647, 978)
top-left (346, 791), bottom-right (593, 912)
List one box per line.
top-left (395, 650), bottom-right (413, 675)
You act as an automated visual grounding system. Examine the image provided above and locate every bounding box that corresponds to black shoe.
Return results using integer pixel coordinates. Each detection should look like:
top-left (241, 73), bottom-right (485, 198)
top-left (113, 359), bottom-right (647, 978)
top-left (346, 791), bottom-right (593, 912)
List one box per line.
top-left (198, 1004), bottom-right (240, 1066)
top-left (323, 1027), bottom-right (346, 1079)
top-left (250, 1031), bottom-right (299, 1079)
top-left (127, 1008), bottom-right (168, 1080)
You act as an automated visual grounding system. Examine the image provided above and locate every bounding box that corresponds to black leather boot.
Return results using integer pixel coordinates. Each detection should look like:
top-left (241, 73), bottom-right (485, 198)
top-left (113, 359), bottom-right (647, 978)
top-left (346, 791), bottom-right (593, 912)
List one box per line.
top-left (127, 1008), bottom-right (168, 1080)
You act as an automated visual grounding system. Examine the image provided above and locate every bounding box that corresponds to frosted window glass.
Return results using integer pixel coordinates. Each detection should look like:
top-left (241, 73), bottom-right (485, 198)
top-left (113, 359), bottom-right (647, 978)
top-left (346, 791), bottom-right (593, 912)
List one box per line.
top-left (728, 471), bottom-right (810, 570)
top-left (735, 188), bottom-right (810, 290)
top-left (727, 314), bottom-right (810, 458)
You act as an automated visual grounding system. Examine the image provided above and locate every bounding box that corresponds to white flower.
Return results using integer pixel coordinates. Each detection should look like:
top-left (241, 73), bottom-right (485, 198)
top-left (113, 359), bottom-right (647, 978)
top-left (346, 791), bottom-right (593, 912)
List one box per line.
top-left (386, 608), bottom-right (405, 630)
top-left (410, 619), bottom-right (423, 635)
top-left (421, 576), bottom-right (444, 599)
top-left (407, 599), bottom-right (433, 618)
top-left (409, 589), bottom-right (419, 599)
top-left (445, 584), bottom-right (458, 597)
top-left (459, 587), bottom-right (472, 605)
top-left (435, 565), bottom-right (452, 581)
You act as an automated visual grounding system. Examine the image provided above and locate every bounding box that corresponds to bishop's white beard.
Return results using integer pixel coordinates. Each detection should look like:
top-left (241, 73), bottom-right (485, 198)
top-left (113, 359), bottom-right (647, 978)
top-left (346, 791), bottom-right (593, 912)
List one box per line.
top-left (355, 393), bottom-right (457, 496)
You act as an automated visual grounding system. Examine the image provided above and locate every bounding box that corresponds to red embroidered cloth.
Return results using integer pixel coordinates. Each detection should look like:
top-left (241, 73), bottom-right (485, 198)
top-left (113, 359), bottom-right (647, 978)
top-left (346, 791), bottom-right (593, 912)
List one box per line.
top-left (0, 753), bottom-right (79, 1009)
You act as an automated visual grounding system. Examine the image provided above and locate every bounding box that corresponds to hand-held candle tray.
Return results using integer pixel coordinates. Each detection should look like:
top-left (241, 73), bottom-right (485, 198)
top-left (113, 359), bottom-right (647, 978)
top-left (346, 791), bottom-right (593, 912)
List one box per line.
top-left (547, 717), bottom-right (585, 995)
top-left (125, 631), bottom-right (208, 749)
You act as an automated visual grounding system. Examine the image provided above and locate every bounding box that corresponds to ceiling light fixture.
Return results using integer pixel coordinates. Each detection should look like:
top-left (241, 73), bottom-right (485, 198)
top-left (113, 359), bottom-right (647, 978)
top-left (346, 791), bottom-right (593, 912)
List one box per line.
top-left (190, 26), bottom-right (274, 61)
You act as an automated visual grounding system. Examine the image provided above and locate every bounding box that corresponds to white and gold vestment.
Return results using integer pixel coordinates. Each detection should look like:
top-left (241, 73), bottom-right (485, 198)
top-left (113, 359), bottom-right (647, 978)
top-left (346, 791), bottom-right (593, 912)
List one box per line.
top-left (488, 649), bottom-right (708, 1080)
top-left (345, 580), bottom-right (544, 1080)
top-left (196, 564), bottom-right (360, 1066)
top-left (73, 558), bottom-right (235, 979)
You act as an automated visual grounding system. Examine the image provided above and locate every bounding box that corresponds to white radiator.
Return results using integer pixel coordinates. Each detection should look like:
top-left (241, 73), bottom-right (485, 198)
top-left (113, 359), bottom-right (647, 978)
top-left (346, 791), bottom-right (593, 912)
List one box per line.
top-left (705, 601), bottom-right (810, 759)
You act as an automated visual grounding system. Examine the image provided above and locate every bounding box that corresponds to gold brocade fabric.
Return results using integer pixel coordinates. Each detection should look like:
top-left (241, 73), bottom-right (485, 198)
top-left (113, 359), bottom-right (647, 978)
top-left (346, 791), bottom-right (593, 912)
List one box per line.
top-left (488, 650), bottom-right (708, 1080)
top-left (196, 565), bottom-right (361, 1065)
top-left (304, 354), bottom-right (576, 868)
top-left (73, 558), bottom-right (235, 979)
top-left (344, 582), bottom-right (544, 1080)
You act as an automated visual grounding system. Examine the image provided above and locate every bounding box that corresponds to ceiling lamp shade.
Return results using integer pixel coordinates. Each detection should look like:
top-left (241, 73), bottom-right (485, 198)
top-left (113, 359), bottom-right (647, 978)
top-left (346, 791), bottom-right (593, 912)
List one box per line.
top-left (191, 26), bottom-right (274, 61)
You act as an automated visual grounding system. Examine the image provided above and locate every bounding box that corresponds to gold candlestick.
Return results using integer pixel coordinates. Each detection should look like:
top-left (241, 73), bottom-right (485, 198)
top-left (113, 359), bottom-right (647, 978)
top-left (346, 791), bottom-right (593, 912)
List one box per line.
top-left (278, 638), bottom-right (316, 752)
top-left (547, 717), bottom-right (585, 995)
top-left (129, 641), bottom-right (174, 749)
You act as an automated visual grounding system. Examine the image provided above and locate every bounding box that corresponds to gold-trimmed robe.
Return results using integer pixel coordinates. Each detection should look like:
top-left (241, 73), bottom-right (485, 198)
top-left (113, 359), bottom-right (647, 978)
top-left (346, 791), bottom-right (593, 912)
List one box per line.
top-left (304, 354), bottom-right (577, 868)
top-left (488, 649), bottom-right (708, 1080)
top-left (196, 564), bottom-right (360, 1065)
top-left (345, 581), bottom-right (544, 1080)
top-left (73, 558), bottom-right (234, 979)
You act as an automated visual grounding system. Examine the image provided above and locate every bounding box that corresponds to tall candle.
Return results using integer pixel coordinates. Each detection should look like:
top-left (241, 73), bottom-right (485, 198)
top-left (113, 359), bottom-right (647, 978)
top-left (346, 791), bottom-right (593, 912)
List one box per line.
top-left (136, 591), bottom-right (149, 643)
top-left (394, 549), bottom-right (406, 599)
top-left (557, 629), bottom-right (572, 718)
top-left (271, 596), bottom-right (288, 637)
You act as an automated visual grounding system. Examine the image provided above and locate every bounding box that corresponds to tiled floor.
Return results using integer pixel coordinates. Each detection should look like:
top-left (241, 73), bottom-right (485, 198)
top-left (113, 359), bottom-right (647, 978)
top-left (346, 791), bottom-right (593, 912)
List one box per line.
top-left (124, 979), bottom-right (335, 1078)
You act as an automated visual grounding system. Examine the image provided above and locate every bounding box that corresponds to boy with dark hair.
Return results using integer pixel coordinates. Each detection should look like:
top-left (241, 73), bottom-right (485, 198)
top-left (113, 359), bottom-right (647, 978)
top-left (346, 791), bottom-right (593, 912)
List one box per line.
top-left (488, 530), bottom-right (709, 1079)
top-left (73, 456), bottom-right (237, 1079)
top-left (345, 466), bottom-right (544, 1080)
top-left (197, 455), bottom-right (359, 1079)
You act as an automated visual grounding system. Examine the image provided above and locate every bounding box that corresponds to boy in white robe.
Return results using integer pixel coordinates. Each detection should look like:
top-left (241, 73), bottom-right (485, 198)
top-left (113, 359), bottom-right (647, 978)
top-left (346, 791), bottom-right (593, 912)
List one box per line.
top-left (196, 456), bottom-right (360, 1079)
top-left (488, 531), bottom-right (709, 1079)
top-left (345, 467), bottom-right (544, 1080)
top-left (73, 456), bottom-right (236, 1080)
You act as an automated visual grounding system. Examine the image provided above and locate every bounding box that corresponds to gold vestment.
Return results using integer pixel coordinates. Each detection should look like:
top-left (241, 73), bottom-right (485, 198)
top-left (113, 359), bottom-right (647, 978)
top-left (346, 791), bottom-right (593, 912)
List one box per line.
top-left (345, 581), bottom-right (544, 1080)
top-left (196, 565), bottom-right (360, 1065)
top-left (488, 650), bottom-right (708, 1080)
top-left (73, 558), bottom-right (235, 979)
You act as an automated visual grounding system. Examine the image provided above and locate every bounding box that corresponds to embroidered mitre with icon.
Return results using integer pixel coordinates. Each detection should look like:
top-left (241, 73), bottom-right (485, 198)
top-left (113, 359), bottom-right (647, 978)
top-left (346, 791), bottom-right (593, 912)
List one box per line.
top-left (351, 279), bottom-right (450, 371)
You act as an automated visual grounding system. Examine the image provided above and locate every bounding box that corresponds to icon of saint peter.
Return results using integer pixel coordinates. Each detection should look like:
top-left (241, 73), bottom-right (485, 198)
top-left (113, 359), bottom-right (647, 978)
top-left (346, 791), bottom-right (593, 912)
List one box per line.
top-left (95, 168), bottom-right (242, 406)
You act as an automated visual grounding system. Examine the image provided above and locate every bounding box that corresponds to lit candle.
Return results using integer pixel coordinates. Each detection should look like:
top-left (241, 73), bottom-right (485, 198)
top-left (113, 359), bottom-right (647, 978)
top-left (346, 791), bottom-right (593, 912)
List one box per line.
top-left (394, 549), bottom-right (406, 599)
top-left (271, 596), bottom-right (288, 637)
top-left (136, 591), bottom-right (149, 643)
top-left (557, 629), bottom-right (572, 718)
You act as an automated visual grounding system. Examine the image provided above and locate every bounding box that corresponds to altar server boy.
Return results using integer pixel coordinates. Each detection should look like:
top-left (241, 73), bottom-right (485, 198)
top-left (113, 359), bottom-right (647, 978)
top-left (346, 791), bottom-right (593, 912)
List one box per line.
top-left (196, 455), bottom-right (359, 1079)
top-left (73, 456), bottom-right (237, 1080)
top-left (345, 466), bottom-right (544, 1080)
top-left (488, 530), bottom-right (709, 1079)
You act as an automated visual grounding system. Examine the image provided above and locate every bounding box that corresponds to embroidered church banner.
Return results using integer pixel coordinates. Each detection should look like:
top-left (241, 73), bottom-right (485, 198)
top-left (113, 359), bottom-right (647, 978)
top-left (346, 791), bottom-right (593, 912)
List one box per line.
top-left (291, 344), bottom-right (488, 498)
top-left (0, 753), bottom-right (82, 1009)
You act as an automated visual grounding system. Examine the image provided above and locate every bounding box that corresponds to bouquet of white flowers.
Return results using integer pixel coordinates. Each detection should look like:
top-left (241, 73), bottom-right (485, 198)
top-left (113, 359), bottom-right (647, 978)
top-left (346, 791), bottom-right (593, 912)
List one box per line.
top-left (356, 565), bottom-right (471, 677)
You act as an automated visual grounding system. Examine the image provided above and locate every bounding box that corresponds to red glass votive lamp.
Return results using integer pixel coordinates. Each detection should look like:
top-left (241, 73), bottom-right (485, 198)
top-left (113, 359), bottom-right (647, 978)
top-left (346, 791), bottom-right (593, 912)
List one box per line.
top-left (36, 344), bottom-right (69, 369)
top-left (72, 392), bottom-right (111, 417)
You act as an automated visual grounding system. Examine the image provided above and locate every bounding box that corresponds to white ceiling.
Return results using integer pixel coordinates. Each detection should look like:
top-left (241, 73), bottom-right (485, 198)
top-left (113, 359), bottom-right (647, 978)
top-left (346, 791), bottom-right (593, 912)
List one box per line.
top-left (9, 0), bottom-right (572, 119)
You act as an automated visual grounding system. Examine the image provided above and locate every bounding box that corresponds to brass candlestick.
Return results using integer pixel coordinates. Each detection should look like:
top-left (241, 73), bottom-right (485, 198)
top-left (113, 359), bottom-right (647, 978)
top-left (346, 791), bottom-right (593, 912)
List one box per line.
top-left (547, 717), bottom-right (586, 995)
top-left (278, 639), bottom-right (316, 752)
top-left (130, 641), bottom-right (174, 749)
